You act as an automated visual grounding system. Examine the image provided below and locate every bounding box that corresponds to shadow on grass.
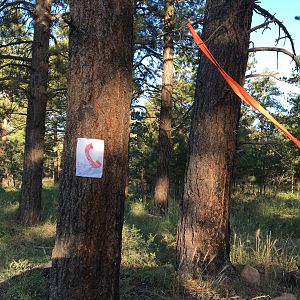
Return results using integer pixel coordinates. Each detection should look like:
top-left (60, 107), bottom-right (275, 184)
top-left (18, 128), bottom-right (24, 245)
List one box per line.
top-left (0, 264), bottom-right (298, 300)
top-left (120, 265), bottom-right (300, 300)
top-left (0, 187), bottom-right (57, 286)
top-left (0, 266), bottom-right (50, 300)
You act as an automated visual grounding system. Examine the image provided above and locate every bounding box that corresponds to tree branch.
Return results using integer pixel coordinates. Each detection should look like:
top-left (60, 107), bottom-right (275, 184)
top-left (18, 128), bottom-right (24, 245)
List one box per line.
top-left (0, 54), bottom-right (31, 62)
top-left (248, 47), bottom-right (300, 69)
top-left (51, 12), bottom-right (69, 21)
top-left (0, 0), bottom-right (34, 13)
top-left (245, 71), bottom-right (288, 82)
top-left (0, 124), bottom-right (26, 138)
top-left (249, 19), bottom-right (275, 33)
top-left (0, 63), bottom-right (31, 70)
top-left (240, 140), bottom-right (279, 146)
top-left (0, 76), bottom-right (29, 83)
top-left (253, 4), bottom-right (297, 56)
top-left (173, 103), bottom-right (194, 132)
top-left (134, 45), bottom-right (162, 60)
top-left (0, 40), bottom-right (32, 48)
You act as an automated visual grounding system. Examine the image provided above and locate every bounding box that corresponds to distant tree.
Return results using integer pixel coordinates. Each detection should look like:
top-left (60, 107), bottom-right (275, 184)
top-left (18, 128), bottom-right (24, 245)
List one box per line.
top-left (284, 92), bottom-right (300, 192)
top-left (235, 76), bottom-right (285, 194)
top-left (0, 1), bottom-right (68, 190)
top-left (0, 2), bottom-right (31, 187)
top-left (44, 22), bottom-right (68, 184)
top-left (154, 0), bottom-right (175, 215)
top-left (0, 98), bottom-right (26, 187)
top-left (176, 0), bottom-right (254, 277)
top-left (18, 0), bottom-right (53, 225)
top-left (130, 1), bottom-right (203, 199)
top-left (49, 0), bottom-right (134, 299)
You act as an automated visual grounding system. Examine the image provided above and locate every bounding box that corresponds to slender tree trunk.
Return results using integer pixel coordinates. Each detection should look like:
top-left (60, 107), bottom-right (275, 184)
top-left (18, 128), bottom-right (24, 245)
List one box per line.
top-left (140, 167), bottom-right (145, 199)
top-left (19, 0), bottom-right (52, 225)
top-left (49, 1), bottom-right (134, 299)
top-left (52, 116), bottom-right (59, 185)
top-left (154, 0), bottom-right (174, 215)
top-left (53, 148), bottom-right (59, 185)
top-left (0, 118), bottom-right (8, 187)
top-left (176, 0), bottom-right (254, 277)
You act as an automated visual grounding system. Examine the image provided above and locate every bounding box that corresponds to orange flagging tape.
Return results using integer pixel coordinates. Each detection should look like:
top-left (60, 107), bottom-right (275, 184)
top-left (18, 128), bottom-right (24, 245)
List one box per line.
top-left (187, 19), bottom-right (300, 149)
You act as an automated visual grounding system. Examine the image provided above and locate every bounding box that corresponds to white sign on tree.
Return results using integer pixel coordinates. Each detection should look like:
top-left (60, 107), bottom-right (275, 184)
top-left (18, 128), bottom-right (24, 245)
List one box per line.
top-left (76, 138), bottom-right (104, 178)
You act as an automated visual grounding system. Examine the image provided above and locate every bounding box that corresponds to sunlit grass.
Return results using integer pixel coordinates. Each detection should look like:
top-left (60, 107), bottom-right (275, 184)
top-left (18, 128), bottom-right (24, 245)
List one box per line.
top-left (0, 188), bottom-right (299, 299)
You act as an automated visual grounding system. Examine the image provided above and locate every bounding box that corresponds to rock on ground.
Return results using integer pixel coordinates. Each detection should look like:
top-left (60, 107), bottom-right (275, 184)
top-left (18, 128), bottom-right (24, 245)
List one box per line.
top-left (271, 293), bottom-right (297, 300)
top-left (240, 265), bottom-right (260, 285)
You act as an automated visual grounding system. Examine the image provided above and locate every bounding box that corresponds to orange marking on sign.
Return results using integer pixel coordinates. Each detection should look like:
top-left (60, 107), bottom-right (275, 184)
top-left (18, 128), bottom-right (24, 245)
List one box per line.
top-left (84, 143), bottom-right (102, 168)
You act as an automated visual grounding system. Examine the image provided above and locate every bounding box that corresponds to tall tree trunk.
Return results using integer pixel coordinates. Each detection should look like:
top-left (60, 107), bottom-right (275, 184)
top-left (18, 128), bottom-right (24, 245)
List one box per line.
top-left (49, 1), bottom-right (134, 299)
top-left (0, 118), bottom-right (8, 187)
top-left (154, 0), bottom-right (174, 215)
top-left (176, 0), bottom-right (254, 277)
top-left (53, 147), bottom-right (59, 185)
top-left (52, 115), bottom-right (59, 185)
top-left (19, 0), bottom-right (52, 225)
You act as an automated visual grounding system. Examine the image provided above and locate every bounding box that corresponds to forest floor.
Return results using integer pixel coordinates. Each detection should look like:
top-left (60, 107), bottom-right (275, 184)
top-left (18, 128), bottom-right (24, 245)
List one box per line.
top-left (0, 185), bottom-right (299, 299)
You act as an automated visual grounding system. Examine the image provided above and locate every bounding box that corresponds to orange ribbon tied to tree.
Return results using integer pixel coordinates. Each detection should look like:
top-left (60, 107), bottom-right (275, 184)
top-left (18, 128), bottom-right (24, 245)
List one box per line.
top-left (187, 19), bottom-right (300, 149)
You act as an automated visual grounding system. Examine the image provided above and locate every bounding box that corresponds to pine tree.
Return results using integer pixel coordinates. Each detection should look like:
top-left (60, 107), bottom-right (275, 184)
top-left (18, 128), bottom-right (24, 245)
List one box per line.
top-left (49, 1), bottom-right (134, 299)
top-left (176, 0), bottom-right (254, 277)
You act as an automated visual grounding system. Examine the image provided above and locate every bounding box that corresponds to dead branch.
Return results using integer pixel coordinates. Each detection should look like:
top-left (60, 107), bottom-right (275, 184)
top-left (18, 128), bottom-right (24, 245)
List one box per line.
top-left (245, 71), bottom-right (288, 82)
top-left (173, 103), bottom-right (194, 132)
top-left (135, 45), bottom-right (162, 60)
top-left (134, 53), bottom-right (162, 69)
top-left (253, 4), bottom-right (297, 56)
top-left (249, 19), bottom-right (275, 33)
top-left (248, 47), bottom-right (300, 69)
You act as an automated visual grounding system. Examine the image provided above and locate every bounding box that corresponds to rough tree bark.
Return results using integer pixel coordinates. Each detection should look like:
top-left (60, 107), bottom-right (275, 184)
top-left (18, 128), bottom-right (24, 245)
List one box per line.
top-left (154, 0), bottom-right (174, 215)
top-left (19, 0), bottom-right (52, 225)
top-left (49, 1), bottom-right (134, 299)
top-left (176, 0), bottom-right (254, 277)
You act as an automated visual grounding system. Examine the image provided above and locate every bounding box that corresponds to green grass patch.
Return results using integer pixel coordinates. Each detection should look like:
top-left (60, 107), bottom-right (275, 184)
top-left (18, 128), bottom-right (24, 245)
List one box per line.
top-left (0, 268), bottom-right (49, 300)
top-left (231, 192), bottom-right (300, 270)
top-left (0, 187), bottom-right (57, 283)
top-left (0, 188), bottom-right (299, 299)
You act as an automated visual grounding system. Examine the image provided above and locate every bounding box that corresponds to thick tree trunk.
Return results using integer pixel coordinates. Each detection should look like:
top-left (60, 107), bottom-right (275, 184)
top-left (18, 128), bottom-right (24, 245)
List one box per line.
top-left (19, 0), bottom-right (52, 225)
top-left (176, 0), bottom-right (254, 277)
top-left (154, 0), bottom-right (174, 215)
top-left (49, 1), bottom-right (134, 299)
